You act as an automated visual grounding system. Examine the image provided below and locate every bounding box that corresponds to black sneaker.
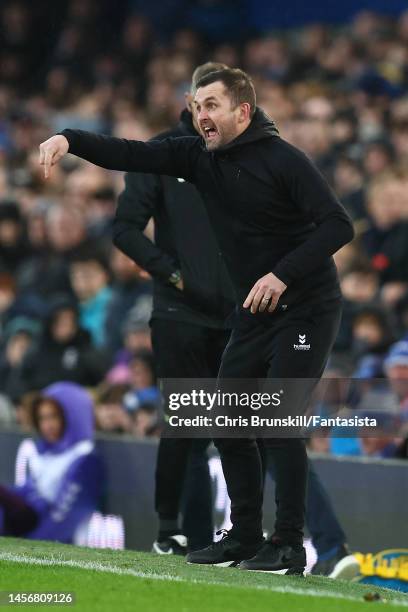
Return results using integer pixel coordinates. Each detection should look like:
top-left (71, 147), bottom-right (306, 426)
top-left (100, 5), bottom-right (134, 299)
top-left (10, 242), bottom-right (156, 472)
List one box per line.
top-left (311, 544), bottom-right (349, 576)
top-left (186, 529), bottom-right (263, 567)
top-left (238, 537), bottom-right (306, 575)
top-left (152, 534), bottom-right (187, 555)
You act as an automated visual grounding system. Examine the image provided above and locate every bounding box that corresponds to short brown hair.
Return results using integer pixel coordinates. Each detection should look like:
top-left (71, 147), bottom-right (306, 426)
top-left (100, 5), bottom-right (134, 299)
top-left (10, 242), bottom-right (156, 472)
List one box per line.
top-left (195, 68), bottom-right (256, 118)
top-left (191, 62), bottom-right (228, 94)
top-left (95, 383), bottom-right (130, 405)
top-left (30, 396), bottom-right (65, 432)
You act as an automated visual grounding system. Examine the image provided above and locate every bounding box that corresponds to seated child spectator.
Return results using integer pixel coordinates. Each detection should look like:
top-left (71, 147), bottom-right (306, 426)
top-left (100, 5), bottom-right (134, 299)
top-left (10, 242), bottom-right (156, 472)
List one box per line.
top-left (351, 306), bottom-right (395, 377)
top-left (0, 316), bottom-right (41, 401)
top-left (0, 382), bottom-right (104, 543)
top-left (94, 383), bottom-right (132, 434)
top-left (69, 247), bottom-right (113, 347)
top-left (20, 295), bottom-right (109, 392)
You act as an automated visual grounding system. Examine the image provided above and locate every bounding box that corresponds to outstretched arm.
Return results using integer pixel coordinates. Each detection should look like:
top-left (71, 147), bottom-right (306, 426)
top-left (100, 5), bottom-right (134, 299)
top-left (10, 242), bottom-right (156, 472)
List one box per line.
top-left (39, 129), bottom-right (201, 181)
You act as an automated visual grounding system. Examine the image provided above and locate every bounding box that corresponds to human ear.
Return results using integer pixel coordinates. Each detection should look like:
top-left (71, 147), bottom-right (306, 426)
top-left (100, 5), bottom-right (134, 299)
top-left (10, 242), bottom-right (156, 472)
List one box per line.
top-left (185, 92), bottom-right (193, 112)
top-left (238, 102), bottom-right (251, 123)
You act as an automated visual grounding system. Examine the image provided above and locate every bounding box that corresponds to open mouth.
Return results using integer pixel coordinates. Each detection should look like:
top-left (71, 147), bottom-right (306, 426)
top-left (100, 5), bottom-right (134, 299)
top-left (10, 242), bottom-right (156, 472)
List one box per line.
top-left (203, 126), bottom-right (218, 140)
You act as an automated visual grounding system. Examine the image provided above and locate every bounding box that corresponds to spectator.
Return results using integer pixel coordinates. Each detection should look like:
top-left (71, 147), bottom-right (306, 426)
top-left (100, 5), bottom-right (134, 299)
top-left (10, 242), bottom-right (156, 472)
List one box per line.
top-left (106, 294), bottom-right (153, 382)
top-left (351, 306), bottom-right (394, 376)
top-left (104, 247), bottom-right (151, 354)
top-left (359, 412), bottom-right (402, 459)
top-left (0, 200), bottom-right (31, 274)
top-left (20, 295), bottom-right (109, 392)
top-left (122, 349), bottom-right (162, 435)
top-left (355, 341), bottom-right (408, 459)
top-left (363, 140), bottom-right (394, 178)
top-left (94, 383), bottom-right (131, 434)
top-left (130, 403), bottom-right (162, 439)
top-left (384, 341), bottom-right (408, 413)
top-left (69, 247), bottom-right (113, 347)
top-left (335, 263), bottom-right (379, 357)
top-left (333, 156), bottom-right (365, 222)
top-left (17, 204), bottom-right (89, 298)
top-left (0, 382), bottom-right (104, 542)
top-left (0, 272), bottom-right (17, 335)
top-left (362, 170), bottom-right (408, 284)
top-left (0, 316), bottom-right (41, 401)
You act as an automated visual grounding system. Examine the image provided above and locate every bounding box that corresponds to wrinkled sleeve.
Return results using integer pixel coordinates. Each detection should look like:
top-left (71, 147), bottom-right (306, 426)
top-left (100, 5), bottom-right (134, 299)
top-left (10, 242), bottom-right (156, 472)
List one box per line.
top-left (60, 129), bottom-right (200, 183)
top-left (113, 172), bottom-right (178, 281)
top-left (272, 148), bottom-right (355, 285)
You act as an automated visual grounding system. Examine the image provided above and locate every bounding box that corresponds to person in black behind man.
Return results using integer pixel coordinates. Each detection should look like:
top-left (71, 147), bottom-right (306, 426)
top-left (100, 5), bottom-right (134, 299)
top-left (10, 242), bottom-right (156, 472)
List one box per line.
top-left (114, 61), bottom-right (234, 554)
top-left (39, 67), bottom-right (354, 573)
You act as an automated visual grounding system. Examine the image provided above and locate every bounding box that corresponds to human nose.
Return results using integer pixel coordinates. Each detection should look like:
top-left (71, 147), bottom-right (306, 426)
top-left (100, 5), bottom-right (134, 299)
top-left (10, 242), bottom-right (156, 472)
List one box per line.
top-left (197, 108), bottom-right (209, 122)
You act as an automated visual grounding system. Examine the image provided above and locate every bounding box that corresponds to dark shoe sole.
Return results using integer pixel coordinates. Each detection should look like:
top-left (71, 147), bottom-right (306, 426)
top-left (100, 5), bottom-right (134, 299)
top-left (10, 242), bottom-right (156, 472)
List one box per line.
top-left (238, 558), bottom-right (305, 573)
top-left (285, 566), bottom-right (305, 576)
top-left (187, 559), bottom-right (241, 567)
top-left (238, 564), bottom-right (305, 576)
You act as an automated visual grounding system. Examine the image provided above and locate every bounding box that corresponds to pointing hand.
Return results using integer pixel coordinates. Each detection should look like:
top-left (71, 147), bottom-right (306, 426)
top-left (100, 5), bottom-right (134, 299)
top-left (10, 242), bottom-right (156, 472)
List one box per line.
top-left (39, 135), bottom-right (69, 179)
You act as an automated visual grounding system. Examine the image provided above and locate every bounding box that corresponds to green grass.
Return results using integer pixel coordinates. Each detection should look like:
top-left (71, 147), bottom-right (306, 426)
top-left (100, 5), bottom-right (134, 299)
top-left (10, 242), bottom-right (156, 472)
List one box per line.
top-left (0, 538), bottom-right (407, 611)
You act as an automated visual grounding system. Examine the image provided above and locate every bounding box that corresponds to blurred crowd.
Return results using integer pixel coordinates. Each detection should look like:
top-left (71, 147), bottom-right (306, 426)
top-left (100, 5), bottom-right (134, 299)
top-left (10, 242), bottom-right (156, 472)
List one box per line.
top-left (1, 1), bottom-right (408, 456)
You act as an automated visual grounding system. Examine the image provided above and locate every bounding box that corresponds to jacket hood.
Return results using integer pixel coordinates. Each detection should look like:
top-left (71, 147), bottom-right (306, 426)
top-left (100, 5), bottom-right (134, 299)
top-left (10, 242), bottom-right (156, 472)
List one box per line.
top-left (153, 109), bottom-right (197, 141)
top-left (178, 108), bottom-right (196, 136)
top-left (41, 293), bottom-right (92, 347)
top-left (36, 381), bottom-right (94, 454)
top-left (214, 107), bottom-right (279, 152)
top-left (44, 294), bottom-right (78, 334)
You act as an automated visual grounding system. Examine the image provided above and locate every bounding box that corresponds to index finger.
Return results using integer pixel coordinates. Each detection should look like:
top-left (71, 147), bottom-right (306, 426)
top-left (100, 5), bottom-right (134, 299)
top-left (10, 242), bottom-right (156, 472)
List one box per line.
top-left (43, 151), bottom-right (52, 179)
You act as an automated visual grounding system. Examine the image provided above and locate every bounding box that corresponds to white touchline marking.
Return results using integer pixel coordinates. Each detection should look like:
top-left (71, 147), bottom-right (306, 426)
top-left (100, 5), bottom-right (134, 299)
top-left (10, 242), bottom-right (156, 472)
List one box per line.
top-left (0, 552), bottom-right (407, 606)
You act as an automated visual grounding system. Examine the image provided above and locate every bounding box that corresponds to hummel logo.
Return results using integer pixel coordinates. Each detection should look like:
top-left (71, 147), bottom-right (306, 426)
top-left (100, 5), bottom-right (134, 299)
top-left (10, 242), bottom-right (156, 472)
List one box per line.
top-left (293, 333), bottom-right (311, 351)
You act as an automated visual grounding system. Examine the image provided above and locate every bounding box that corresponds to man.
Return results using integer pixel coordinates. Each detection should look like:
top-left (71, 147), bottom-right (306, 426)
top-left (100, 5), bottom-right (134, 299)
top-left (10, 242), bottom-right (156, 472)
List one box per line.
top-left (114, 62), bottom-right (349, 567)
top-left (113, 61), bottom-right (234, 553)
top-left (39, 67), bottom-right (354, 573)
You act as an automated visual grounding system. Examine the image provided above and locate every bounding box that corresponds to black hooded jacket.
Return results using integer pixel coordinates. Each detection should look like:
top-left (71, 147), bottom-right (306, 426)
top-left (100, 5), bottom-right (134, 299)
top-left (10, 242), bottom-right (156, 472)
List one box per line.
top-left (61, 108), bottom-right (354, 325)
top-left (113, 110), bottom-right (235, 328)
top-left (21, 298), bottom-right (110, 392)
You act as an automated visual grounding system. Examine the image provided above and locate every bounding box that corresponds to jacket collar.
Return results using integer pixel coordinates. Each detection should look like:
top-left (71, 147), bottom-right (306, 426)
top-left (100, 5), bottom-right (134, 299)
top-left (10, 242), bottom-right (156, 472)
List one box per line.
top-left (215, 107), bottom-right (279, 153)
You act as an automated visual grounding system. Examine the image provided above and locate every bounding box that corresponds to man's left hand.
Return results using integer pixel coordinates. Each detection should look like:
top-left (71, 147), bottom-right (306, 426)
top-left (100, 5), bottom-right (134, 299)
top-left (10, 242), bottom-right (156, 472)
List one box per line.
top-left (243, 272), bottom-right (287, 314)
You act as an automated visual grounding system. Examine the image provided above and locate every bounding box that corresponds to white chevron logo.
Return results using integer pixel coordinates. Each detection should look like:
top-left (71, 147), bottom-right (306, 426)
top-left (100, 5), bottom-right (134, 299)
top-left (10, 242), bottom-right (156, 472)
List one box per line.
top-left (294, 333), bottom-right (310, 351)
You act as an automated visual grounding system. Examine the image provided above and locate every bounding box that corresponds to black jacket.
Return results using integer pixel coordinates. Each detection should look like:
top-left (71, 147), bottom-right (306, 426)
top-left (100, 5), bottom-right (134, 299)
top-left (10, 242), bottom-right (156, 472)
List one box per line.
top-left (113, 110), bottom-right (235, 328)
top-left (62, 108), bottom-right (354, 325)
top-left (20, 298), bottom-right (110, 393)
top-left (362, 221), bottom-right (408, 284)
top-left (21, 328), bottom-right (109, 393)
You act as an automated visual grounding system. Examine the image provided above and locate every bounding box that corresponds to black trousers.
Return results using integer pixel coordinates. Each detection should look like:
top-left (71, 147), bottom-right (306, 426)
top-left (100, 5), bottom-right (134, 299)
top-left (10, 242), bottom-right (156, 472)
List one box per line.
top-left (214, 299), bottom-right (342, 546)
top-left (151, 318), bottom-right (230, 549)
